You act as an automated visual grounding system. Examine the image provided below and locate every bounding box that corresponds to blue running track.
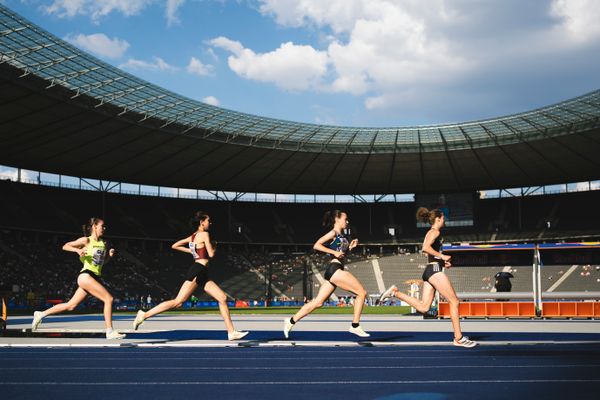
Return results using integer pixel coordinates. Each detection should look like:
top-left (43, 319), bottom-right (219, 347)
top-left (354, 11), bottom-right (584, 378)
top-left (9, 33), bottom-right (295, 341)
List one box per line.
top-left (1, 343), bottom-right (599, 399)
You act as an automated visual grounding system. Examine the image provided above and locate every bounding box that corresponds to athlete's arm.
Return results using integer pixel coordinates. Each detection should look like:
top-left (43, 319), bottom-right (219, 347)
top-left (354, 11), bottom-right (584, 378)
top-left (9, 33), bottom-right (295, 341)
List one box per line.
top-left (421, 229), bottom-right (449, 260)
top-left (313, 230), bottom-right (343, 258)
top-left (171, 236), bottom-right (192, 254)
top-left (105, 248), bottom-right (116, 264)
top-left (62, 237), bottom-right (88, 257)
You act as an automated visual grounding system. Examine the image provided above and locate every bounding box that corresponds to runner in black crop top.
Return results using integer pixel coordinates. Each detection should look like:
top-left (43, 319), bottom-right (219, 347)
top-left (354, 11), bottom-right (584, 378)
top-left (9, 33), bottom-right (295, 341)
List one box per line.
top-left (377, 208), bottom-right (477, 348)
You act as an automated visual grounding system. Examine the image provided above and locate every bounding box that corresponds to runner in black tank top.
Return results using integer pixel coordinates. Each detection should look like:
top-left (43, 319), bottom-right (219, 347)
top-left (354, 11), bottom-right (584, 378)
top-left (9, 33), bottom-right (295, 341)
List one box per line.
top-left (378, 207), bottom-right (477, 348)
top-left (283, 210), bottom-right (370, 339)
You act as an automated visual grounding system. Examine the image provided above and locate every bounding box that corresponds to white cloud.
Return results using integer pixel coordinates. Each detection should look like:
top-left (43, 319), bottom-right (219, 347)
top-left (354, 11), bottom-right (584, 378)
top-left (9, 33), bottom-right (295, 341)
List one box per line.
top-left (186, 57), bottom-right (212, 76)
top-left (166, 0), bottom-right (185, 27)
top-left (44, 0), bottom-right (153, 23)
top-left (259, 0), bottom-right (367, 33)
top-left (253, 0), bottom-right (600, 115)
top-left (550, 0), bottom-right (600, 42)
top-left (209, 37), bottom-right (244, 55)
top-left (65, 33), bottom-right (129, 59)
top-left (44, 0), bottom-right (189, 25)
top-left (119, 56), bottom-right (178, 72)
top-left (255, 0), bottom-right (468, 108)
top-left (209, 38), bottom-right (328, 91)
top-left (202, 96), bottom-right (220, 106)
top-left (205, 47), bottom-right (219, 62)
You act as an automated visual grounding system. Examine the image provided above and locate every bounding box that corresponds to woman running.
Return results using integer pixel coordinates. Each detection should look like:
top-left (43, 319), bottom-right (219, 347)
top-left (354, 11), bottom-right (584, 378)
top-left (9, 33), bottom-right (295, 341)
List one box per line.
top-left (378, 207), bottom-right (476, 347)
top-left (31, 218), bottom-right (125, 340)
top-left (133, 211), bottom-right (248, 341)
top-left (284, 210), bottom-right (369, 338)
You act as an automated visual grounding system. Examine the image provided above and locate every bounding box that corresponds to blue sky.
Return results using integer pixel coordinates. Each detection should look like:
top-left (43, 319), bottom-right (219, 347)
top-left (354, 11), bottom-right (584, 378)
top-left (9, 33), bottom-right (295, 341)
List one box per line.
top-left (3, 0), bottom-right (600, 128)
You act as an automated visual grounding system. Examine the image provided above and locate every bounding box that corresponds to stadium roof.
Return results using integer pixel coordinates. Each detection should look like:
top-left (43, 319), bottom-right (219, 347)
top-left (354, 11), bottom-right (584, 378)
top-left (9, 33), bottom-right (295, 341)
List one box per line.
top-left (1, 4), bottom-right (600, 194)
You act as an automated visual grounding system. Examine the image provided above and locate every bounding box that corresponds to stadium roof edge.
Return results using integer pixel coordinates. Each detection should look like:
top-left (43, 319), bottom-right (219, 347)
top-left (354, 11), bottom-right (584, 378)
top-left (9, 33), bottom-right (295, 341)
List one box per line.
top-left (1, 4), bottom-right (600, 194)
top-left (1, 4), bottom-right (600, 153)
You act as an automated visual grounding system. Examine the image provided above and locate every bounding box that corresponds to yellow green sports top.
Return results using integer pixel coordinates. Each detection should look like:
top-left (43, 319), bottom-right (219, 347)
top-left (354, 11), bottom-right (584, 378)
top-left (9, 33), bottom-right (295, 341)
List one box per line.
top-left (79, 236), bottom-right (108, 276)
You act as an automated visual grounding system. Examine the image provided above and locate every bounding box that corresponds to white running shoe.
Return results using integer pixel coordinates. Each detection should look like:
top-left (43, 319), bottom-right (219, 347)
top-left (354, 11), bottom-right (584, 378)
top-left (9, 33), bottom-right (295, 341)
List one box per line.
top-left (133, 310), bottom-right (145, 330)
top-left (453, 336), bottom-right (477, 348)
top-left (283, 317), bottom-right (294, 339)
top-left (106, 330), bottom-right (126, 340)
top-left (349, 325), bottom-right (370, 337)
top-left (228, 330), bottom-right (249, 341)
top-left (31, 311), bottom-right (44, 331)
top-left (378, 285), bottom-right (398, 303)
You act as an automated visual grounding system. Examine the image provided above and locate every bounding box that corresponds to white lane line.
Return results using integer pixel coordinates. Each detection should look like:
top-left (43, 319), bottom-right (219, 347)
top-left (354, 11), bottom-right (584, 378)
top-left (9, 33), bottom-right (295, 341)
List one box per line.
top-left (2, 340), bottom-right (600, 349)
top-left (2, 379), bottom-right (600, 385)
top-left (0, 348), bottom-right (533, 354)
top-left (0, 364), bottom-right (598, 370)
top-left (4, 352), bottom-right (597, 360)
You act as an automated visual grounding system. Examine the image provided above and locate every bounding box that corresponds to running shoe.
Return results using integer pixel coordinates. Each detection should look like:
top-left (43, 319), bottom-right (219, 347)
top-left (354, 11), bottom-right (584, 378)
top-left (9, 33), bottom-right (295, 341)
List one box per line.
top-left (283, 317), bottom-right (294, 339)
top-left (106, 330), bottom-right (126, 340)
top-left (228, 330), bottom-right (249, 341)
top-left (378, 285), bottom-right (398, 302)
top-left (31, 311), bottom-right (43, 331)
top-left (349, 325), bottom-right (370, 337)
top-left (133, 310), bottom-right (145, 330)
top-left (453, 336), bottom-right (477, 348)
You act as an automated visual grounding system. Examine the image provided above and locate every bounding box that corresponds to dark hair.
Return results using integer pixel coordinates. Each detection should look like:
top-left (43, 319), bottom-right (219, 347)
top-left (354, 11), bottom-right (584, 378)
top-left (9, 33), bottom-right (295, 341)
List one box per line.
top-left (190, 211), bottom-right (210, 227)
top-left (82, 217), bottom-right (103, 236)
top-left (416, 207), bottom-right (444, 225)
top-left (322, 210), bottom-right (345, 228)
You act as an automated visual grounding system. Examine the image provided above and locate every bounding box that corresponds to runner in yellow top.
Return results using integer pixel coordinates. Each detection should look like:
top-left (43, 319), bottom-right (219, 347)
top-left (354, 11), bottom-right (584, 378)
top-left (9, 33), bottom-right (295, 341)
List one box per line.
top-left (80, 235), bottom-right (107, 276)
top-left (31, 218), bottom-right (125, 339)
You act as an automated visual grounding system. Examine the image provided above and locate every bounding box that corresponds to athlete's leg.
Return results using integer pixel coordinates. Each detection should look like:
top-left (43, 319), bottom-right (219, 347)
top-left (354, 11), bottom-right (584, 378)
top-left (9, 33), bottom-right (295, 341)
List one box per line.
top-left (77, 274), bottom-right (116, 329)
top-left (40, 287), bottom-right (88, 316)
top-left (33, 286), bottom-right (88, 330)
top-left (203, 280), bottom-right (235, 333)
top-left (428, 273), bottom-right (463, 340)
top-left (142, 280), bottom-right (198, 320)
top-left (291, 281), bottom-right (336, 323)
top-left (329, 270), bottom-right (367, 324)
top-left (392, 281), bottom-right (436, 313)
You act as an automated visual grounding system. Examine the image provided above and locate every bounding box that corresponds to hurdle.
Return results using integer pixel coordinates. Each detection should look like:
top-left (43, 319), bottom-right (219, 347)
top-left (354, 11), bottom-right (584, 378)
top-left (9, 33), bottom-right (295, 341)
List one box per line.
top-left (437, 242), bottom-right (600, 318)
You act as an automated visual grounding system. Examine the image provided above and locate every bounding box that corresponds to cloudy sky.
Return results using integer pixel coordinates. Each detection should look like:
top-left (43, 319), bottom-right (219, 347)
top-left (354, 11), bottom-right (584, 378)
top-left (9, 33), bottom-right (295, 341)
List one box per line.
top-left (3, 0), bottom-right (600, 128)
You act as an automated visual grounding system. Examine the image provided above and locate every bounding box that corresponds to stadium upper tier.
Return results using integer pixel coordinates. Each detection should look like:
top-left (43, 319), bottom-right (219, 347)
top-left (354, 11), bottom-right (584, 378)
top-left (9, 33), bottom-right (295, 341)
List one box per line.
top-left (1, 4), bottom-right (600, 193)
top-left (2, 4), bottom-right (599, 152)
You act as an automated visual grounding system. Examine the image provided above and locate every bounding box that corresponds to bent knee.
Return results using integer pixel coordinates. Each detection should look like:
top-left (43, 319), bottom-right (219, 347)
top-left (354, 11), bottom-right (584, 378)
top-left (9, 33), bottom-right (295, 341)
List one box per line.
top-left (448, 297), bottom-right (460, 307)
top-left (312, 300), bottom-right (324, 308)
top-left (417, 306), bottom-right (430, 313)
top-left (173, 300), bottom-right (184, 308)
